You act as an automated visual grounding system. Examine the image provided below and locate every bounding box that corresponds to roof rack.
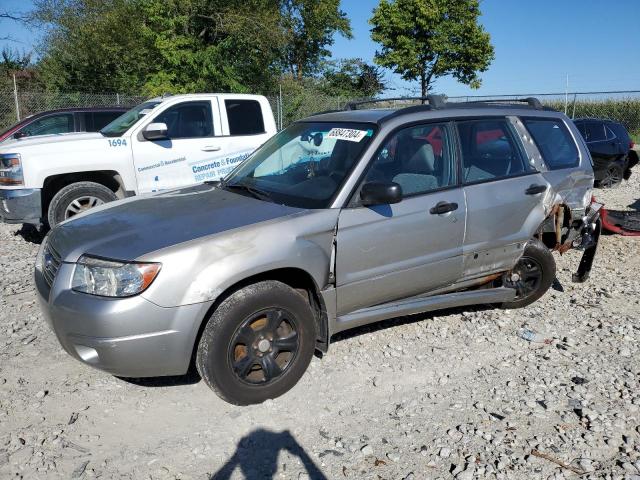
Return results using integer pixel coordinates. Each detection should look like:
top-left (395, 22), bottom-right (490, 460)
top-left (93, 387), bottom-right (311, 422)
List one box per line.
top-left (452, 97), bottom-right (544, 110)
top-left (346, 95), bottom-right (447, 110)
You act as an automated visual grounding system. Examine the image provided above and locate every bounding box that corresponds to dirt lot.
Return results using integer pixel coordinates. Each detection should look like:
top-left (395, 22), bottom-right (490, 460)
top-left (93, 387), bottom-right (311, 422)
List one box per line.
top-left (1, 176), bottom-right (640, 480)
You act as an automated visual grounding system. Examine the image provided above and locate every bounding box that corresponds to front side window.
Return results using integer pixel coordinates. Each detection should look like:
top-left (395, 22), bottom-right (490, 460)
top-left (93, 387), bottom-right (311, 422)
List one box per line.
top-left (86, 111), bottom-right (123, 132)
top-left (457, 119), bottom-right (531, 183)
top-left (363, 123), bottom-right (456, 196)
top-left (523, 118), bottom-right (579, 170)
top-left (101, 101), bottom-right (161, 137)
top-left (224, 122), bottom-right (376, 208)
top-left (153, 101), bottom-right (213, 139)
top-left (20, 113), bottom-right (74, 137)
top-left (225, 99), bottom-right (265, 136)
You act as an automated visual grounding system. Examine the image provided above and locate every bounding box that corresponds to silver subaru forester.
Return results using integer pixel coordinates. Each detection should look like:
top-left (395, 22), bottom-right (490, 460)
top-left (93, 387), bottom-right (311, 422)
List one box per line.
top-left (35, 97), bottom-right (601, 405)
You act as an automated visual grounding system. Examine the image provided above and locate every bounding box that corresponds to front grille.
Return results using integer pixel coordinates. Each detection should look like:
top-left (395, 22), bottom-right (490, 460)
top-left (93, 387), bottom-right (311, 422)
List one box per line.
top-left (42, 242), bottom-right (62, 287)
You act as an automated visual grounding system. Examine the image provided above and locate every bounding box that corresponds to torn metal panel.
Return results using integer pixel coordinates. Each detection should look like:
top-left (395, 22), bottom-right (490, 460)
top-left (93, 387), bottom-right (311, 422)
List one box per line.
top-left (601, 208), bottom-right (640, 236)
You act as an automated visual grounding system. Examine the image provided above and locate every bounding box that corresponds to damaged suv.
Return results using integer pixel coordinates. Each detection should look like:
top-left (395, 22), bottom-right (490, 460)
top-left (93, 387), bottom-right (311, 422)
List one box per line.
top-left (35, 96), bottom-right (601, 405)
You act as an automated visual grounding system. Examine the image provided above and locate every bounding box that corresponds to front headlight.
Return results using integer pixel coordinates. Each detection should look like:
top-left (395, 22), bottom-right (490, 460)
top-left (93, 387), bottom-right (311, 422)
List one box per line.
top-left (72, 255), bottom-right (161, 297)
top-left (0, 153), bottom-right (23, 186)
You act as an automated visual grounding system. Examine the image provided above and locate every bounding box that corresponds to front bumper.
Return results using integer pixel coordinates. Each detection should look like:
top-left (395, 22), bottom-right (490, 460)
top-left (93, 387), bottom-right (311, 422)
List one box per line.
top-left (0, 188), bottom-right (42, 224)
top-left (35, 260), bottom-right (213, 378)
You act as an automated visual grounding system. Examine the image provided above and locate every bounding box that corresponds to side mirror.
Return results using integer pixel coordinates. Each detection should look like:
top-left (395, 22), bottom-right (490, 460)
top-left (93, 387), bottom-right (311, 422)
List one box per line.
top-left (360, 181), bottom-right (402, 206)
top-left (13, 131), bottom-right (27, 140)
top-left (142, 122), bottom-right (168, 141)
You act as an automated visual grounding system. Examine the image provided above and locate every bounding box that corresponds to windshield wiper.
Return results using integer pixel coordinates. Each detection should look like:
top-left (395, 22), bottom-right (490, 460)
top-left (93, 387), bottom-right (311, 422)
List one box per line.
top-left (222, 182), bottom-right (274, 202)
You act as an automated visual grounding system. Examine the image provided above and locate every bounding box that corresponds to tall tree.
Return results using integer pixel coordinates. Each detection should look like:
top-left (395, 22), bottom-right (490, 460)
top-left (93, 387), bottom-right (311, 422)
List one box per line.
top-left (320, 58), bottom-right (386, 98)
top-left (280, 0), bottom-right (352, 80)
top-left (370, 0), bottom-right (494, 99)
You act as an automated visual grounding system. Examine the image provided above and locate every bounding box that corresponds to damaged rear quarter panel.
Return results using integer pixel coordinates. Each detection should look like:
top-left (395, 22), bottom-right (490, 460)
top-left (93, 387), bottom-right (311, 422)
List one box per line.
top-left (139, 209), bottom-right (340, 308)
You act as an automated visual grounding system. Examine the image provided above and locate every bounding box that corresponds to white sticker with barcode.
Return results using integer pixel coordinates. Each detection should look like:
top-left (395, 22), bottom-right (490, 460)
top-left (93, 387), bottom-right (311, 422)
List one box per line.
top-left (326, 128), bottom-right (368, 142)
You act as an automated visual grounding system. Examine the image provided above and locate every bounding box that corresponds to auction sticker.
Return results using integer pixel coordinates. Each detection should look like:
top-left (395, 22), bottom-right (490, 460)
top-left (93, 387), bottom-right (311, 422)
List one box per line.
top-left (327, 128), bottom-right (368, 142)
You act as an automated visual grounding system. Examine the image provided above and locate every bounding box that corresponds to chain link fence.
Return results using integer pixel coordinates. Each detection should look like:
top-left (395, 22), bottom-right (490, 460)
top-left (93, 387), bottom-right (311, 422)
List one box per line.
top-left (2, 89), bottom-right (639, 141)
top-left (0, 90), bottom-right (145, 132)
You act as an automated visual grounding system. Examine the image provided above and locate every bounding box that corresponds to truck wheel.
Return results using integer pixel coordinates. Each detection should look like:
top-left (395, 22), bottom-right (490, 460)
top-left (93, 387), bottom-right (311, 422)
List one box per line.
top-left (196, 281), bottom-right (317, 405)
top-left (501, 239), bottom-right (556, 309)
top-left (47, 181), bottom-right (117, 227)
top-left (597, 163), bottom-right (623, 188)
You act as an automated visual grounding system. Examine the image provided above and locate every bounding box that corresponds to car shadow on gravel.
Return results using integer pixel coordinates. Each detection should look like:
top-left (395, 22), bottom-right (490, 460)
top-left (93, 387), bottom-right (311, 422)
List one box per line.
top-left (14, 224), bottom-right (47, 244)
top-left (211, 428), bottom-right (327, 480)
top-left (330, 304), bottom-right (494, 344)
top-left (116, 367), bottom-right (201, 388)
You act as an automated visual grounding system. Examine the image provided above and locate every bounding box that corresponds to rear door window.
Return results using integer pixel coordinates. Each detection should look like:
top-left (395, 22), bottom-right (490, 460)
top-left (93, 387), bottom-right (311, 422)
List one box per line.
top-left (583, 122), bottom-right (606, 142)
top-left (522, 118), bottom-right (579, 170)
top-left (225, 99), bottom-right (265, 136)
top-left (457, 119), bottom-right (531, 183)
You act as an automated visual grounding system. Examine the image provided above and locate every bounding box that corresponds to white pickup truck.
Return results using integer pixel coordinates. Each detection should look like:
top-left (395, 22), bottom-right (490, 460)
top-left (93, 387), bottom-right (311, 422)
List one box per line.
top-left (0, 93), bottom-right (276, 227)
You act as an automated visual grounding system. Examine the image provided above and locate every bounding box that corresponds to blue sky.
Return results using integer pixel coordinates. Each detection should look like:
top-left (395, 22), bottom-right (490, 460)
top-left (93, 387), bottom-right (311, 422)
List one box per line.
top-left (2, 0), bottom-right (639, 96)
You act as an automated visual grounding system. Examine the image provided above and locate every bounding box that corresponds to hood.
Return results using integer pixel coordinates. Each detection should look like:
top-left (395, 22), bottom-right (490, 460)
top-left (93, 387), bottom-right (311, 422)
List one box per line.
top-left (48, 184), bottom-right (305, 261)
top-left (0, 132), bottom-right (104, 152)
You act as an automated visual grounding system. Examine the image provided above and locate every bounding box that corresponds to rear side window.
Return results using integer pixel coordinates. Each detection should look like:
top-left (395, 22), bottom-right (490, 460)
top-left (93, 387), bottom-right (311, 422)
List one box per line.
top-left (457, 119), bottom-right (530, 183)
top-left (225, 99), bottom-right (265, 136)
top-left (523, 118), bottom-right (579, 170)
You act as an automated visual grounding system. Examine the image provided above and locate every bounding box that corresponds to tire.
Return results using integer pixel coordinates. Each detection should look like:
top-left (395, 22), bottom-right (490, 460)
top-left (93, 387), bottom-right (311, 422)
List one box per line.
top-left (501, 239), bottom-right (556, 309)
top-left (47, 181), bottom-right (118, 227)
top-left (597, 163), bottom-right (624, 189)
top-left (196, 280), bottom-right (317, 405)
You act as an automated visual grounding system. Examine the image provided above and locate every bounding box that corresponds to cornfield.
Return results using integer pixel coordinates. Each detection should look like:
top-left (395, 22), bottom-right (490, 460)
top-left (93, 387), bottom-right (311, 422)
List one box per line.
top-left (2, 89), bottom-right (640, 141)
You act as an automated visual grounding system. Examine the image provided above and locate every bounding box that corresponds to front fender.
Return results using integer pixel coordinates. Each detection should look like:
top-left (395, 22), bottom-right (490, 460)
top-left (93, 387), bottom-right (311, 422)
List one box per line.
top-left (140, 209), bottom-right (340, 308)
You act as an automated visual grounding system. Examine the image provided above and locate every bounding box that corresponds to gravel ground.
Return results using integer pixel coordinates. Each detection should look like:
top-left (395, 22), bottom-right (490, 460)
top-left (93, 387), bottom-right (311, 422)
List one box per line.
top-left (1, 176), bottom-right (639, 480)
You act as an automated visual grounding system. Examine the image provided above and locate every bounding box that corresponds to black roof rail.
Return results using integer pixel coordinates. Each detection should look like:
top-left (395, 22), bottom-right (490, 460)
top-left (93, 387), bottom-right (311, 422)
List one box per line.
top-left (309, 109), bottom-right (344, 116)
top-left (346, 95), bottom-right (447, 110)
top-left (451, 97), bottom-right (544, 110)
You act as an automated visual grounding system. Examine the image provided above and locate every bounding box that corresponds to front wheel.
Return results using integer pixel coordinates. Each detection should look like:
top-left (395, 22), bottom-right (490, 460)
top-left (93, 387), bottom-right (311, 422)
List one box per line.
top-left (47, 181), bottom-right (118, 227)
top-left (501, 240), bottom-right (556, 309)
top-left (196, 281), bottom-right (317, 405)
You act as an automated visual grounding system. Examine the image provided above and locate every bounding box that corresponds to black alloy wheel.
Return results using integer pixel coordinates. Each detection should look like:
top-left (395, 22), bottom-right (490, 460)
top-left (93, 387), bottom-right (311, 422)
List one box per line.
top-left (229, 308), bottom-right (300, 385)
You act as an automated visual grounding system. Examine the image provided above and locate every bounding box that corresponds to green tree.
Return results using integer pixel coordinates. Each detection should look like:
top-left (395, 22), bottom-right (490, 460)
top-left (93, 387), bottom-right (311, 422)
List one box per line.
top-left (320, 58), bottom-right (386, 98)
top-left (280, 0), bottom-right (352, 80)
top-left (33, 0), bottom-right (153, 93)
top-left (370, 0), bottom-right (494, 99)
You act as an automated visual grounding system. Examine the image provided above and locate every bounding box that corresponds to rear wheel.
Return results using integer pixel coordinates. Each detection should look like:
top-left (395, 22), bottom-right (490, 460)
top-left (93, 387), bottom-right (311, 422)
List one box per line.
top-left (47, 181), bottom-right (117, 227)
top-left (196, 281), bottom-right (317, 405)
top-left (598, 163), bottom-right (623, 188)
top-left (501, 240), bottom-right (556, 309)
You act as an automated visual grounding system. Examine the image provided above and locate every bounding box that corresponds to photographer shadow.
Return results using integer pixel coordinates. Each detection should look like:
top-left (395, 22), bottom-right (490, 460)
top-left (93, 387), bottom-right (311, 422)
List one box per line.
top-left (211, 428), bottom-right (327, 480)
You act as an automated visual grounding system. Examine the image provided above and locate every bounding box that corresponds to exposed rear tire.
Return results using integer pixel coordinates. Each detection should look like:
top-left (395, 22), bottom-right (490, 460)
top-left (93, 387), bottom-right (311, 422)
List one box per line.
top-left (597, 163), bottom-right (624, 189)
top-left (501, 239), bottom-right (556, 309)
top-left (47, 181), bottom-right (117, 228)
top-left (196, 281), bottom-right (317, 405)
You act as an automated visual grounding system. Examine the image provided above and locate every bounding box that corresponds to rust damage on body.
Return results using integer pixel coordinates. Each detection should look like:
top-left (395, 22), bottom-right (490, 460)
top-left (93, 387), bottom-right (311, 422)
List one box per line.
top-left (535, 200), bottom-right (602, 283)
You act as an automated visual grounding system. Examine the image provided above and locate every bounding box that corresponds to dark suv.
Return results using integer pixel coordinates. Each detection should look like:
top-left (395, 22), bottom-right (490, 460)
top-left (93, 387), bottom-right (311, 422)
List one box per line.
top-left (573, 118), bottom-right (638, 188)
top-left (0, 107), bottom-right (128, 144)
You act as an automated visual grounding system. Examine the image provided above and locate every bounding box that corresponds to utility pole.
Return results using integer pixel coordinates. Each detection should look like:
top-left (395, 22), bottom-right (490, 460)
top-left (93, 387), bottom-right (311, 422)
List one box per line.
top-left (564, 74), bottom-right (569, 115)
top-left (13, 73), bottom-right (20, 122)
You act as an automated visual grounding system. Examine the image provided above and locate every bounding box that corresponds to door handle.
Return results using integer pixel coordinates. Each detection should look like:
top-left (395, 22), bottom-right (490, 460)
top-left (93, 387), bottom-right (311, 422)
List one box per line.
top-left (429, 201), bottom-right (458, 215)
top-left (525, 184), bottom-right (547, 195)
top-left (202, 145), bottom-right (221, 152)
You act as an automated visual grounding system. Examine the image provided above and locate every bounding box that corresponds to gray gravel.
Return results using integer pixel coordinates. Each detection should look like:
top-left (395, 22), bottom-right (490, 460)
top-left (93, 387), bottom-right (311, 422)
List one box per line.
top-left (1, 176), bottom-right (639, 479)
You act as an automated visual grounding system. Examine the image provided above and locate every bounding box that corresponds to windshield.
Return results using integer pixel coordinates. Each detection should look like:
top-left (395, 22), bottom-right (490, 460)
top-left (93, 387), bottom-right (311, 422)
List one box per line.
top-left (100, 101), bottom-right (162, 137)
top-left (223, 122), bottom-right (376, 208)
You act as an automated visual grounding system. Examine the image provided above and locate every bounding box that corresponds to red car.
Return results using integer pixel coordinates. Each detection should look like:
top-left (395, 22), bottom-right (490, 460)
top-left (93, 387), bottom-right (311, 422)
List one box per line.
top-left (0, 107), bottom-right (128, 144)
